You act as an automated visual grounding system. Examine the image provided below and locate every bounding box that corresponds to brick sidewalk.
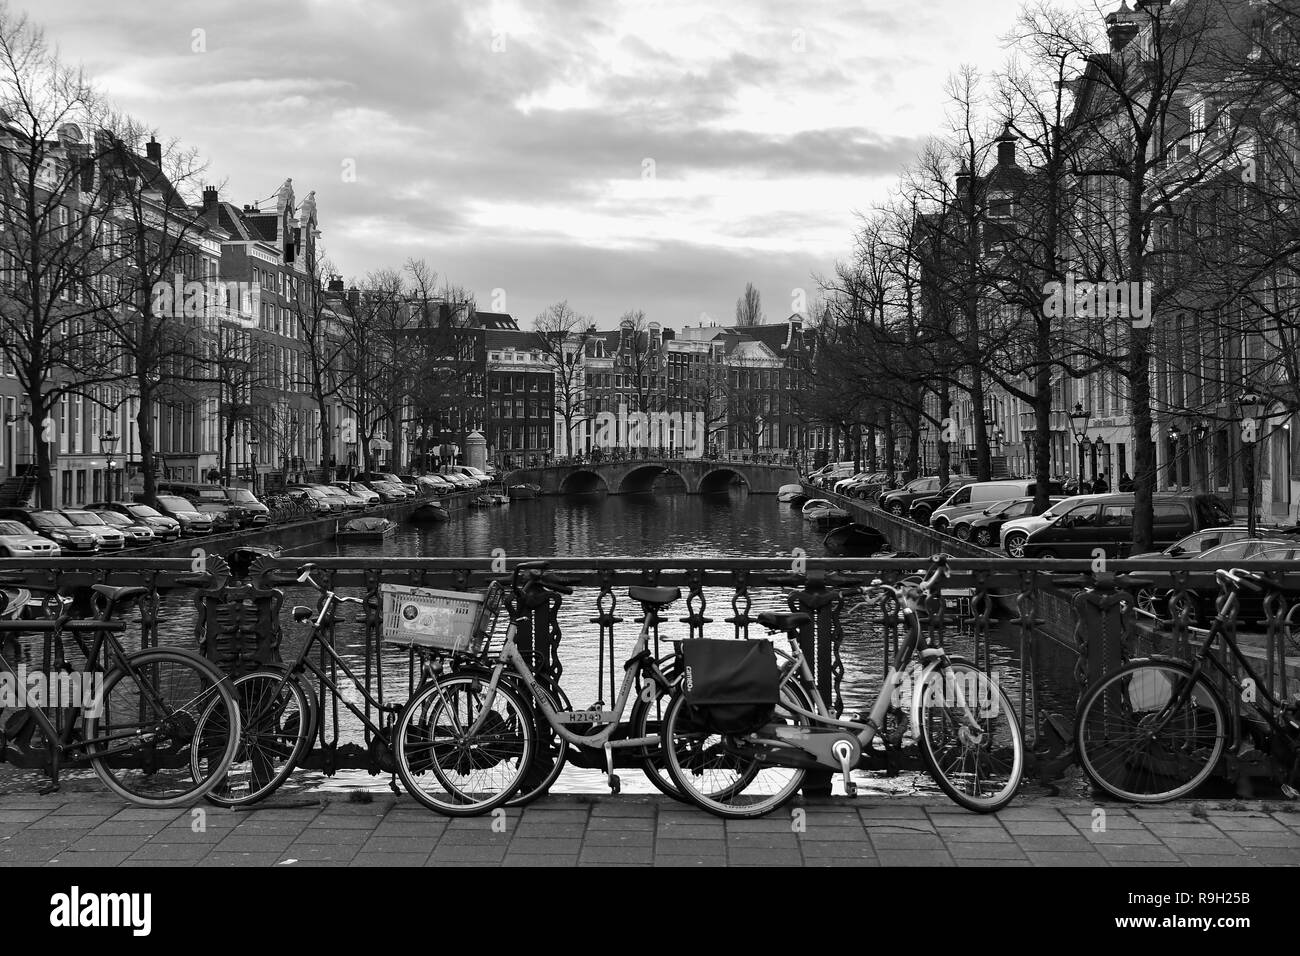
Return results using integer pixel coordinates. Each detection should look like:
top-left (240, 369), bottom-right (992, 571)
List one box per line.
top-left (0, 792), bottom-right (1297, 866)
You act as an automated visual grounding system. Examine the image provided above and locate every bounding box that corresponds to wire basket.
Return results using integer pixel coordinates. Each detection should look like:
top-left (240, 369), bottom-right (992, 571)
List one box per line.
top-left (380, 581), bottom-right (503, 655)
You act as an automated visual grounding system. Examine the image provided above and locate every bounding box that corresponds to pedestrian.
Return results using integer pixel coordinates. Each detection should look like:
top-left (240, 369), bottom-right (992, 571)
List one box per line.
top-left (1091, 471), bottom-right (1109, 494)
top-left (1118, 471), bottom-right (1133, 492)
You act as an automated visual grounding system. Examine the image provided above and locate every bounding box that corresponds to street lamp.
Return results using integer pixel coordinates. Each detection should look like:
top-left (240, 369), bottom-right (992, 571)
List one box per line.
top-left (1191, 419), bottom-right (1210, 492)
top-left (1238, 391), bottom-right (1264, 536)
top-left (100, 429), bottom-right (119, 500)
top-left (247, 437), bottom-right (260, 495)
top-left (1068, 401), bottom-right (1090, 485)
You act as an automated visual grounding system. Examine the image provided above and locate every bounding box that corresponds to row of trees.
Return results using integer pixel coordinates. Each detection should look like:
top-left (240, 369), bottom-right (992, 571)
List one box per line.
top-left (804, 0), bottom-right (1300, 549)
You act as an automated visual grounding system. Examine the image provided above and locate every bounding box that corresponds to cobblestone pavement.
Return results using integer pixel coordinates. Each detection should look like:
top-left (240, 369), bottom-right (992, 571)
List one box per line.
top-left (0, 791), bottom-right (1298, 866)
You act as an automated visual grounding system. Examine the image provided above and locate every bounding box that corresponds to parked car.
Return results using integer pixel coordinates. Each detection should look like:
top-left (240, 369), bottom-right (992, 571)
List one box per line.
top-left (361, 480), bottom-right (409, 503)
top-left (87, 502), bottom-right (183, 541)
top-left (805, 461), bottom-right (856, 489)
top-left (953, 496), bottom-right (1065, 548)
top-left (447, 465), bottom-right (492, 485)
top-left (1021, 492), bottom-right (1234, 559)
top-left (288, 486), bottom-right (341, 513)
top-left (834, 471), bottom-right (888, 498)
top-left (313, 484), bottom-right (366, 511)
top-left (418, 474), bottom-right (456, 495)
top-left (88, 509), bottom-right (156, 546)
top-left (1001, 494), bottom-right (1102, 557)
top-left (905, 475), bottom-right (980, 525)
top-left (0, 508), bottom-right (100, 553)
top-left (334, 481), bottom-right (380, 506)
top-left (157, 482), bottom-right (249, 529)
top-left (147, 495), bottom-right (215, 536)
top-left (878, 476), bottom-right (942, 517)
top-left (0, 519), bottom-right (61, 557)
top-left (60, 510), bottom-right (129, 551)
top-left (1128, 526), bottom-right (1259, 560)
top-left (1133, 538), bottom-right (1299, 625)
top-left (927, 479), bottom-right (1065, 533)
top-left (222, 486), bottom-right (271, 526)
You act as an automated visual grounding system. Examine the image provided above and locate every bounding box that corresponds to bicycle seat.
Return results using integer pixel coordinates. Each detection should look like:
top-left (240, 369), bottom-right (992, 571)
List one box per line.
top-left (90, 584), bottom-right (150, 605)
top-left (756, 611), bottom-right (812, 632)
top-left (628, 586), bottom-right (681, 606)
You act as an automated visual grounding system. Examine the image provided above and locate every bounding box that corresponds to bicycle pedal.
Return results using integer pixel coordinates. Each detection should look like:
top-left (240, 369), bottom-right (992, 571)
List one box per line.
top-left (37, 780), bottom-right (60, 796)
top-left (844, 780), bottom-right (858, 797)
top-left (1283, 784), bottom-right (1299, 800)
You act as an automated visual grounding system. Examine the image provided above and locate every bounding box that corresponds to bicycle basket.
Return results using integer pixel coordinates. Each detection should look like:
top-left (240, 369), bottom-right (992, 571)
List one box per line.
top-left (679, 638), bottom-right (780, 735)
top-left (380, 581), bottom-right (503, 655)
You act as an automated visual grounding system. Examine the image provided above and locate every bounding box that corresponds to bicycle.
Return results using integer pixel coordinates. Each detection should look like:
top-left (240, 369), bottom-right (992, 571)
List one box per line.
top-left (392, 562), bottom-right (685, 815)
top-left (660, 555), bottom-right (1025, 818)
top-left (0, 578), bottom-right (240, 806)
top-left (1075, 566), bottom-right (1300, 803)
top-left (195, 563), bottom-right (419, 807)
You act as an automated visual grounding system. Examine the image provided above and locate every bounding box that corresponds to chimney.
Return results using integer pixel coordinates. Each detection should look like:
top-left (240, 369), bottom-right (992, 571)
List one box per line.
top-left (202, 185), bottom-right (219, 209)
top-left (649, 321), bottom-right (662, 348)
top-left (786, 316), bottom-right (802, 349)
top-left (347, 285), bottom-right (359, 312)
top-left (327, 275), bottom-right (344, 293)
top-left (955, 162), bottom-right (972, 196)
top-left (996, 124), bottom-right (1018, 167)
top-left (145, 136), bottom-right (162, 164)
top-left (1106, 2), bottom-right (1140, 51)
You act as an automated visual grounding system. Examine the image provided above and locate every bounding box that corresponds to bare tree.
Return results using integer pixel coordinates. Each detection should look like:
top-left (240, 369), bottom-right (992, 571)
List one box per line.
top-left (533, 300), bottom-right (593, 458)
top-left (735, 281), bottom-right (765, 326)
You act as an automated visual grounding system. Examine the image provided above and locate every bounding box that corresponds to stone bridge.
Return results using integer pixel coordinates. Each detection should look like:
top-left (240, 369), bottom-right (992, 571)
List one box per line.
top-left (503, 458), bottom-right (800, 494)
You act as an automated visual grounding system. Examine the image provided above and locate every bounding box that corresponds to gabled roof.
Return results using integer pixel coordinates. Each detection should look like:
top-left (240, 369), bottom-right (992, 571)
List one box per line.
top-left (471, 311), bottom-right (519, 330)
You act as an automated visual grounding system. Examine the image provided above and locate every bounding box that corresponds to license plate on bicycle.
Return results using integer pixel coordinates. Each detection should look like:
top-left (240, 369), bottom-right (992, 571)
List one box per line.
top-left (560, 710), bottom-right (616, 724)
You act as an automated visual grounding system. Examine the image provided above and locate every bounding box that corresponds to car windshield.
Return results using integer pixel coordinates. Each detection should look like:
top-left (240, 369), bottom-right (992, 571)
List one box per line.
top-left (0, 520), bottom-right (30, 535)
top-left (156, 496), bottom-right (197, 512)
top-left (63, 512), bottom-right (104, 526)
top-left (226, 488), bottom-right (257, 503)
top-left (984, 499), bottom-right (1016, 516)
top-left (94, 512), bottom-right (129, 526)
top-left (127, 505), bottom-right (164, 519)
top-left (33, 513), bottom-right (72, 528)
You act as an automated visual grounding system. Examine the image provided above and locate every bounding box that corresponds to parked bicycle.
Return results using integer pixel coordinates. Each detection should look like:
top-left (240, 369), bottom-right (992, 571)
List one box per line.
top-left (0, 577), bottom-right (240, 806)
top-left (392, 562), bottom-right (686, 815)
top-left (659, 555), bottom-right (1025, 818)
top-left (1075, 566), bottom-right (1300, 803)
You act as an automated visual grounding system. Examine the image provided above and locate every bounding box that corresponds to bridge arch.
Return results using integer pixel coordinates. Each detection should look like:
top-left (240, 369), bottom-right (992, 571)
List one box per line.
top-left (558, 469), bottom-right (610, 494)
top-left (696, 466), bottom-right (751, 494)
top-left (617, 464), bottom-right (688, 494)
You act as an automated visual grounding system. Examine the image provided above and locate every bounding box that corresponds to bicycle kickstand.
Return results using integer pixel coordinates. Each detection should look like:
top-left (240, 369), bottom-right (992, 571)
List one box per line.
top-left (832, 740), bottom-right (857, 797)
top-left (603, 743), bottom-right (621, 795)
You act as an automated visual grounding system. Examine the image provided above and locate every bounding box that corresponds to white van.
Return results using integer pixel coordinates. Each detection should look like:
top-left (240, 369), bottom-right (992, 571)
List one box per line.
top-left (807, 461), bottom-right (856, 488)
top-left (928, 479), bottom-right (1065, 531)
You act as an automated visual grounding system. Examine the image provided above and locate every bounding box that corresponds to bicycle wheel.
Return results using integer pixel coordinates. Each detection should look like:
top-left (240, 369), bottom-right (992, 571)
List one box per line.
top-left (661, 677), bottom-right (811, 819)
top-left (1076, 659), bottom-right (1226, 803)
top-left (394, 673), bottom-right (535, 816)
top-left (507, 678), bottom-right (570, 807)
top-left (198, 670), bottom-right (313, 808)
top-left (916, 659), bottom-right (1023, 812)
top-left (85, 648), bottom-right (240, 807)
top-left (629, 655), bottom-right (686, 800)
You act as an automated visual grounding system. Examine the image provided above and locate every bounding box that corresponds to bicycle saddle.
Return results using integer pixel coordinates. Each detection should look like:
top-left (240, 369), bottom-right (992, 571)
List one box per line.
top-left (90, 584), bottom-right (150, 605)
top-left (756, 611), bottom-right (812, 632)
top-left (628, 586), bottom-right (681, 606)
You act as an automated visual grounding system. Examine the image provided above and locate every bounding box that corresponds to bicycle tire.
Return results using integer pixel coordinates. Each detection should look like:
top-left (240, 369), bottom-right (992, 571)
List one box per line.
top-left (1075, 658), bottom-right (1226, 803)
top-left (916, 660), bottom-right (1024, 812)
top-left (661, 677), bottom-right (812, 819)
top-left (198, 669), bottom-right (314, 808)
top-left (629, 655), bottom-right (688, 801)
top-left (86, 647), bottom-right (240, 807)
top-left (394, 674), bottom-right (535, 816)
top-left (507, 678), bottom-right (571, 807)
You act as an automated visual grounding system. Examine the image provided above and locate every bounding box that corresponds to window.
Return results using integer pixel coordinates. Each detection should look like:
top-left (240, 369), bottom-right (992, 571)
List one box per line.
top-left (1100, 503), bottom-right (1134, 527)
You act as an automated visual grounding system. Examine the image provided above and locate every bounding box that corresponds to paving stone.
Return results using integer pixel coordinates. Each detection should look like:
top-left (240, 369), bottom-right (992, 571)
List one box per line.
top-left (348, 852), bottom-right (431, 867)
top-left (500, 854), bottom-right (580, 867)
top-left (1023, 851), bottom-right (1109, 866)
top-left (128, 842), bottom-right (215, 861)
top-left (578, 845), bottom-right (654, 864)
top-left (948, 842), bottom-right (1029, 860)
top-left (1093, 843), bottom-right (1182, 863)
top-left (1227, 831), bottom-right (1300, 848)
top-left (874, 849), bottom-right (955, 866)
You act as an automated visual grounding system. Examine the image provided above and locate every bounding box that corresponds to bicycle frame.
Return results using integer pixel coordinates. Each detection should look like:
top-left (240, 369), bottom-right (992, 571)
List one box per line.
top-left (447, 606), bottom-right (673, 751)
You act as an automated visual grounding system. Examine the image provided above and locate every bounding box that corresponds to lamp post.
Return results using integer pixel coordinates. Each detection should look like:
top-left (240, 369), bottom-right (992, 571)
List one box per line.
top-left (1192, 419), bottom-right (1210, 491)
top-left (1168, 422), bottom-right (1182, 489)
top-left (99, 429), bottom-right (119, 501)
top-left (1068, 400), bottom-right (1090, 487)
top-left (247, 437), bottom-right (260, 495)
top-left (1238, 391), bottom-right (1264, 536)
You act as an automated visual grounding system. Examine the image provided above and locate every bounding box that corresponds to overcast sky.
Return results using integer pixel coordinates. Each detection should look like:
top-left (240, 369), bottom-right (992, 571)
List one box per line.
top-left (25, 0), bottom-right (1101, 331)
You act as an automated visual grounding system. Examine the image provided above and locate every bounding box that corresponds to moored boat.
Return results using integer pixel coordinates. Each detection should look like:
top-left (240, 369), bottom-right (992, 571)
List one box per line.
top-left (822, 523), bottom-right (889, 556)
top-left (410, 502), bottom-right (449, 522)
top-left (777, 483), bottom-right (808, 507)
top-left (508, 483), bottom-right (541, 499)
top-left (335, 516), bottom-right (397, 541)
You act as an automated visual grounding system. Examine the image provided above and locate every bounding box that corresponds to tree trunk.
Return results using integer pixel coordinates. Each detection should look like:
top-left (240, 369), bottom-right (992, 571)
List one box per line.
top-left (1034, 325), bottom-right (1054, 512)
top-left (1129, 171), bottom-right (1154, 552)
top-left (31, 402), bottom-right (52, 509)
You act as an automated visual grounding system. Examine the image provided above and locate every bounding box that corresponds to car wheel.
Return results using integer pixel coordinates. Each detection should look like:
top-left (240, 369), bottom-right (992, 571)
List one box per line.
top-left (974, 528), bottom-right (993, 547)
top-left (932, 517), bottom-right (948, 533)
top-left (1036, 549), bottom-right (1058, 560)
top-left (887, 502), bottom-right (904, 516)
top-left (913, 509), bottom-right (930, 525)
top-left (954, 524), bottom-right (971, 541)
top-left (1005, 532), bottom-right (1028, 558)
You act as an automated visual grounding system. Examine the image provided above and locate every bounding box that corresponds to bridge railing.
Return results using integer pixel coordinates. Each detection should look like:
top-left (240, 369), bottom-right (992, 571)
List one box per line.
top-left (0, 555), bottom-right (1294, 781)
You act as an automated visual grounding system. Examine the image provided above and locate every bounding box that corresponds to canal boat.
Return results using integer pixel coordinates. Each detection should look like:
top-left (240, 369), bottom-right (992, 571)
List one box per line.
top-left (470, 493), bottom-right (510, 508)
top-left (508, 483), bottom-right (541, 499)
top-left (801, 498), bottom-right (850, 529)
top-left (410, 501), bottom-right (449, 522)
top-left (334, 516), bottom-right (397, 542)
top-left (822, 523), bottom-right (889, 556)
top-left (777, 483), bottom-right (808, 507)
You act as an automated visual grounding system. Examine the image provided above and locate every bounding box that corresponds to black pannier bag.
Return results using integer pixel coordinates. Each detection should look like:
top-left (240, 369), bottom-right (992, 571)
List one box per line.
top-left (680, 638), bottom-right (781, 735)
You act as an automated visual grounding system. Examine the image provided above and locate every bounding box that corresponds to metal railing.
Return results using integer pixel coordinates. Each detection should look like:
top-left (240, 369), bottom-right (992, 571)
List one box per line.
top-left (0, 554), bottom-right (1295, 780)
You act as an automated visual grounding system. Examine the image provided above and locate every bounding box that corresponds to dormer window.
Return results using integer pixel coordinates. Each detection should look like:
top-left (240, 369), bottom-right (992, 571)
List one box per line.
top-left (989, 199), bottom-right (1013, 219)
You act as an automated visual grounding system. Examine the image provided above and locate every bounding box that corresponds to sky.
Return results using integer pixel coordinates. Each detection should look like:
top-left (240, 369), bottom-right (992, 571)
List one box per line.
top-left (22, 0), bottom-right (1104, 331)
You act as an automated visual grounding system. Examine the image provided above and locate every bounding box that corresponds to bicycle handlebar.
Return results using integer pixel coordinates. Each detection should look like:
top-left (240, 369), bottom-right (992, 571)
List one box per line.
top-left (1217, 567), bottom-right (1276, 593)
